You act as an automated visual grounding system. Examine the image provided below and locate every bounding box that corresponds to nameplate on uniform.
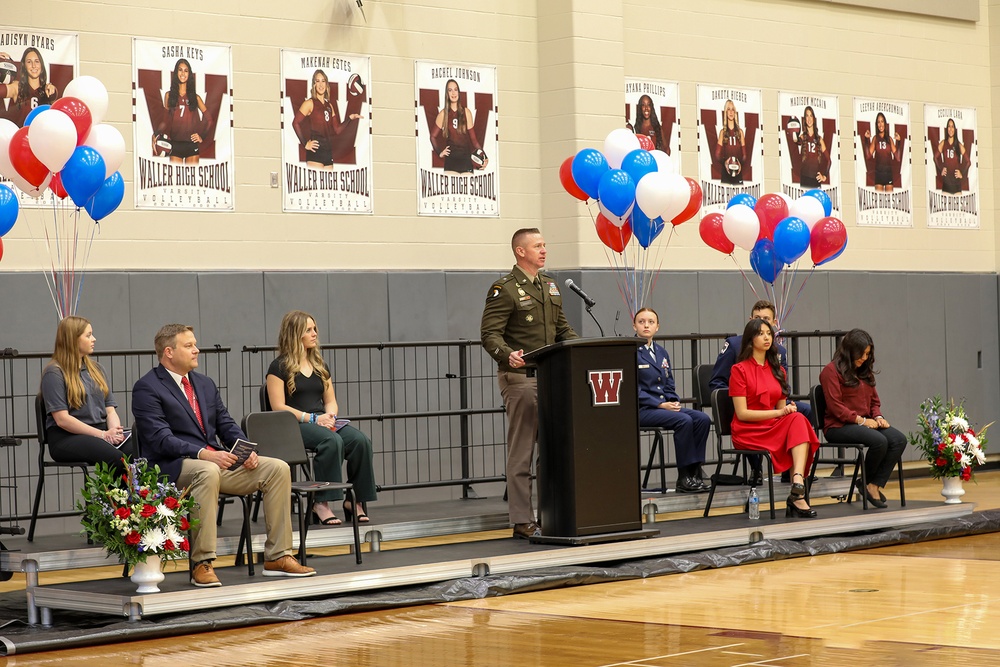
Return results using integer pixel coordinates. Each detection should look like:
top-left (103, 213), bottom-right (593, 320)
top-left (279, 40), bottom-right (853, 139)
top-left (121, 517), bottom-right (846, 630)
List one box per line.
top-left (638, 364), bottom-right (650, 369)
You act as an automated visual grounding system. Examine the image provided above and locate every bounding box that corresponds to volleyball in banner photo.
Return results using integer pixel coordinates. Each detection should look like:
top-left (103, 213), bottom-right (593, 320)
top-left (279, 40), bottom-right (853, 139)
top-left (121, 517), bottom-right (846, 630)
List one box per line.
top-left (0, 27), bottom-right (79, 207)
top-left (624, 78), bottom-right (680, 174)
top-left (280, 49), bottom-right (372, 214)
top-left (853, 97), bottom-right (912, 227)
top-left (133, 38), bottom-right (234, 211)
top-left (778, 91), bottom-right (841, 216)
top-left (414, 61), bottom-right (498, 217)
top-left (697, 85), bottom-right (763, 215)
top-left (924, 104), bottom-right (978, 229)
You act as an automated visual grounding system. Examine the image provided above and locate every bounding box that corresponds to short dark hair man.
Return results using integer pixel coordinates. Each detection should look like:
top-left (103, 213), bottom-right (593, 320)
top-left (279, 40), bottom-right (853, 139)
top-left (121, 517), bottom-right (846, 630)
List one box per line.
top-left (132, 324), bottom-right (315, 587)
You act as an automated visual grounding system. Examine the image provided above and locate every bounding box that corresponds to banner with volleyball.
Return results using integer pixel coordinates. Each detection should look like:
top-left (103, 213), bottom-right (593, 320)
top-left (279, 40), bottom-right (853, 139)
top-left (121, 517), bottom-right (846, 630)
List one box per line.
top-left (924, 104), bottom-right (978, 229)
top-left (697, 85), bottom-right (763, 216)
top-left (853, 97), bottom-right (912, 227)
top-left (778, 91), bottom-right (841, 217)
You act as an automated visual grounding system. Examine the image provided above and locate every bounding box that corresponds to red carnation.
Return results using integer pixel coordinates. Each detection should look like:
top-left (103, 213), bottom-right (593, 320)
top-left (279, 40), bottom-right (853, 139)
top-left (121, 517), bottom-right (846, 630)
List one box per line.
top-left (125, 531), bottom-right (141, 545)
top-left (961, 467), bottom-right (972, 481)
top-left (114, 507), bottom-right (131, 520)
top-left (140, 504), bottom-right (156, 518)
top-left (954, 450), bottom-right (963, 461)
top-left (164, 496), bottom-right (179, 510)
top-left (937, 443), bottom-right (946, 453)
top-left (164, 540), bottom-right (175, 551)
top-left (179, 517), bottom-right (190, 531)
top-left (139, 488), bottom-right (150, 498)
top-left (179, 538), bottom-right (190, 551)
top-left (935, 457), bottom-right (948, 468)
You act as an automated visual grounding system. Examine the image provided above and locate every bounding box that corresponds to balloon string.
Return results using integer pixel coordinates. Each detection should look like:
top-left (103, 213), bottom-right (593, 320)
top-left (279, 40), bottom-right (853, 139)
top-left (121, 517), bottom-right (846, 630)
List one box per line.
top-left (729, 254), bottom-right (760, 300)
top-left (783, 265), bottom-right (816, 325)
top-left (34, 200), bottom-right (62, 318)
top-left (75, 215), bottom-right (98, 316)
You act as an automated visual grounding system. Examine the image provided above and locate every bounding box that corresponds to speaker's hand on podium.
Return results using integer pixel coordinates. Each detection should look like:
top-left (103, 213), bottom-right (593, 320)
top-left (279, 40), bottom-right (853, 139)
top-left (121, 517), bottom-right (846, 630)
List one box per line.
top-left (509, 349), bottom-right (526, 369)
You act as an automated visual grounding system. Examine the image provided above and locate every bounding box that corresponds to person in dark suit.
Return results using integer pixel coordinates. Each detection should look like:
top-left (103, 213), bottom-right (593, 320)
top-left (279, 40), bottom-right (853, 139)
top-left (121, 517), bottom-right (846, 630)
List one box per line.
top-left (634, 308), bottom-right (709, 493)
top-left (132, 323), bottom-right (315, 587)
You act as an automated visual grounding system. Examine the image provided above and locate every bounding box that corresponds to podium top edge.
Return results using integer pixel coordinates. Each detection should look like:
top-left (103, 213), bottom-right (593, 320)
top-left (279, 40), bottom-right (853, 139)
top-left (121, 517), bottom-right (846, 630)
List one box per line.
top-left (523, 337), bottom-right (642, 361)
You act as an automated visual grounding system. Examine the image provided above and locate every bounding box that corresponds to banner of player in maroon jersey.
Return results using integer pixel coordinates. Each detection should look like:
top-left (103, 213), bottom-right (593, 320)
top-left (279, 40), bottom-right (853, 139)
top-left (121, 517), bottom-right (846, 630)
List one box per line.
top-left (924, 104), bottom-right (978, 229)
top-left (0, 27), bottom-right (78, 207)
top-left (697, 85), bottom-right (763, 215)
top-left (132, 38), bottom-right (234, 211)
top-left (853, 98), bottom-right (912, 227)
top-left (414, 61), bottom-right (498, 217)
top-left (624, 78), bottom-right (680, 175)
top-left (280, 49), bottom-right (372, 214)
top-left (778, 92), bottom-right (841, 217)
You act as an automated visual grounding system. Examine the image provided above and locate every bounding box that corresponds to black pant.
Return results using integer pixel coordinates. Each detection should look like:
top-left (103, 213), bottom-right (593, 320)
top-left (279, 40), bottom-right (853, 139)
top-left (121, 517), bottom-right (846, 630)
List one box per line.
top-left (824, 424), bottom-right (907, 488)
top-left (46, 422), bottom-right (133, 473)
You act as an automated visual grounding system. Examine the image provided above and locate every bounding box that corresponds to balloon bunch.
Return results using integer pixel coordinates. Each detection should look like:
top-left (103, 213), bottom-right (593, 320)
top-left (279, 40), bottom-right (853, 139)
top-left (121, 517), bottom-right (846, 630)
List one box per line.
top-left (700, 189), bottom-right (847, 326)
top-left (559, 128), bottom-right (702, 317)
top-left (0, 76), bottom-right (126, 318)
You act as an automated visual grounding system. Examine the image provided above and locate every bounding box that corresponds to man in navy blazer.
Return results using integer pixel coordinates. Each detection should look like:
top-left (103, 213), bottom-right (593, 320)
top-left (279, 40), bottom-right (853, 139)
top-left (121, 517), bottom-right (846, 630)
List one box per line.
top-left (132, 324), bottom-right (315, 587)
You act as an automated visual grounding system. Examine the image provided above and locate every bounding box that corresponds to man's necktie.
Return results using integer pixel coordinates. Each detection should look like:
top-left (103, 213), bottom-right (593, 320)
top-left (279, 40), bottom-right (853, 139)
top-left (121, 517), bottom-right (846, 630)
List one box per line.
top-left (181, 376), bottom-right (206, 433)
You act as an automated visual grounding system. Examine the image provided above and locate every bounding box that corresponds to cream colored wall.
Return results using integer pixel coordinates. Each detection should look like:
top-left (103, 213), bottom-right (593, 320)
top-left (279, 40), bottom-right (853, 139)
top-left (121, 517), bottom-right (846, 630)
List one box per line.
top-left (1, 0), bottom-right (995, 273)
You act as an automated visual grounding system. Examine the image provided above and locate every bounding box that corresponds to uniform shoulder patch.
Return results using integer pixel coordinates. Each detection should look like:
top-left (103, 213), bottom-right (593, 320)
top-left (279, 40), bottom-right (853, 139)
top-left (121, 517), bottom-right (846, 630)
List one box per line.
top-left (720, 341), bottom-right (729, 354)
top-left (487, 284), bottom-right (503, 299)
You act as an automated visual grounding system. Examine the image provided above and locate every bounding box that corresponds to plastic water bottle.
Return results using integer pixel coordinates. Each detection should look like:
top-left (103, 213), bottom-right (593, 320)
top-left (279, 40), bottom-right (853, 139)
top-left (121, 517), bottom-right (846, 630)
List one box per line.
top-left (748, 487), bottom-right (760, 520)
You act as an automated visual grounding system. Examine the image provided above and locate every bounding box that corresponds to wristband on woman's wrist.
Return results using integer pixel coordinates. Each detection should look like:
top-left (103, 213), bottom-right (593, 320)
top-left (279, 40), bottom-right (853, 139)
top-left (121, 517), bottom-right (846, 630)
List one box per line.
top-left (856, 416), bottom-right (865, 425)
top-left (310, 413), bottom-right (317, 424)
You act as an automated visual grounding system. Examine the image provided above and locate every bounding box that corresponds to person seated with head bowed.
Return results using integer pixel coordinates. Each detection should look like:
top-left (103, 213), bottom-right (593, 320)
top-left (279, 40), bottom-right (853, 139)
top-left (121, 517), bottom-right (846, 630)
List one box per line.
top-left (132, 323), bottom-right (315, 588)
top-left (819, 329), bottom-right (906, 509)
top-left (633, 307), bottom-right (710, 493)
top-left (40, 316), bottom-right (133, 473)
top-left (266, 310), bottom-right (377, 525)
top-left (729, 318), bottom-right (820, 518)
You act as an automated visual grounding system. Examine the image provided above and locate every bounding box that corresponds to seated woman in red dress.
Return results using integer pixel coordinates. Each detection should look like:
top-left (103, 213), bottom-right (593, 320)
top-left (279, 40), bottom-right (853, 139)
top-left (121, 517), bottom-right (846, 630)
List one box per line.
top-left (730, 318), bottom-right (821, 518)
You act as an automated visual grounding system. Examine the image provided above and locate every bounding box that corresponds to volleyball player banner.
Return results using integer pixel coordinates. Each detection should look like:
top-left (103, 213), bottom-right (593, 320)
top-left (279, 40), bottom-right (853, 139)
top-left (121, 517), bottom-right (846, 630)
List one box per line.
top-left (0, 28), bottom-right (78, 207)
top-left (280, 49), bottom-right (372, 214)
top-left (624, 78), bottom-right (680, 174)
top-left (697, 85), bottom-right (763, 216)
top-left (132, 38), bottom-right (235, 211)
top-left (778, 91), bottom-right (841, 217)
top-left (924, 104), bottom-right (978, 229)
top-left (853, 97), bottom-right (912, 227)
top-left (414, 61), bottom-right (498, 217)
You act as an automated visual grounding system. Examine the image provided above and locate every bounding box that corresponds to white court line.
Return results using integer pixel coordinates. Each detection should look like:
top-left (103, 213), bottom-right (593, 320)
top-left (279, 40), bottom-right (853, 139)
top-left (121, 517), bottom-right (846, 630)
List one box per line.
top-left (841, 598), bottom-right (1000, 628)
top-left (594, 642), bottom-right (746, 667)
top-left (731, 654), bottom-right (810, 666)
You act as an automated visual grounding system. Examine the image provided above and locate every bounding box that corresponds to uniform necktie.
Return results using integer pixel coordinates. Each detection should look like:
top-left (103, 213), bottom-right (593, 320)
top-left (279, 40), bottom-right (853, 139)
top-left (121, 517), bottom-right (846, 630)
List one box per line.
top-left (181, 376), bottom-right (206, 433)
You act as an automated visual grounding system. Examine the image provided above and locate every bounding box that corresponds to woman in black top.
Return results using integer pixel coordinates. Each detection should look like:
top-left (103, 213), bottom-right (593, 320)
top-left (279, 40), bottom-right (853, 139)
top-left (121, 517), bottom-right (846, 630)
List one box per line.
top-left (266, 310), bottom-right (377, 524)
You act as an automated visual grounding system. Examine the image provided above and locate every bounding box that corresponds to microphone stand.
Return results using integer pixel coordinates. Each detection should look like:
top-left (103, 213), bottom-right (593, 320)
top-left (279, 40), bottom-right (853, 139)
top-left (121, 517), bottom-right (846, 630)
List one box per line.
top-left (586, 304), bottom-right (604, 337)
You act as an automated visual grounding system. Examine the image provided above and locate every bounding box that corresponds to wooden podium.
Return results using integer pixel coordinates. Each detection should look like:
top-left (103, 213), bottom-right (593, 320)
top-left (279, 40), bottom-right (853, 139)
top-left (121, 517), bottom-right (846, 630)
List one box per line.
top-left (524, 337), bottom-right (656, 545)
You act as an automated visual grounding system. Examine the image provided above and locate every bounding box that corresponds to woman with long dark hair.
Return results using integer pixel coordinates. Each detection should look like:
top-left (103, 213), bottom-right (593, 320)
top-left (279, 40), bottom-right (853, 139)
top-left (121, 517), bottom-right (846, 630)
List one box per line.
top-left (730, 318), bottom-right (820, 518)
top-left (865, 111), bottom-right (898, 192)
top-left (936, 118), bottom-right (966, 194)
top-left (632, 94), bottom-right (663, 151)
top-left (0, 47), bottom-right (59, 127)
top-left (797, 106), bottom-right (827, 188)
top-left (158, 58), bottom-right (211, 164)
top-left (433, 78), bottom-right (487, 173)
top-left (819, 329), bottom-right (906, 508)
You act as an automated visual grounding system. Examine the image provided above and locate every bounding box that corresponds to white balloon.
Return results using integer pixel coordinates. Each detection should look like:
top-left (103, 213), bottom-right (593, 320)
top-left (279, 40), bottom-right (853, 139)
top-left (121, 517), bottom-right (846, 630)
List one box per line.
top-left (722, 204), bottom-right (760, 251)
top-left (789, 195), bottom-right (826, 230)
top-left (28, 109), bottom-right (78, 172)
top-left (649, 149), bottom-right (675, 175)
top-left (0, 118), bottom-right (19, 180)
top-left (660, 174), bottom-right (692, 221)
top-left (598, 199), bottom-right (631, 228)
top-left (63, 76), bottom-right (109, 125)
top-left (635, 172), bottom-right (670, 219)
top-left (603, 128), bottom-right (640, 170)
top-left (9, 171), bottom-right (51, 198)
top-left (83, 124), bottom-right (126, 178)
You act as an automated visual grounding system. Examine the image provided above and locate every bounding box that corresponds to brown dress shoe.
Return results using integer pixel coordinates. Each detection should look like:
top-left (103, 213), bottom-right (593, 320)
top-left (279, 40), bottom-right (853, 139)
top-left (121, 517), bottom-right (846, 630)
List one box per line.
top-left (512, 522), bottom-right (541, 540)
top-left (263, 554), bottom-right (317, 578)
top-left (191, 560), bottom-right (222, 587)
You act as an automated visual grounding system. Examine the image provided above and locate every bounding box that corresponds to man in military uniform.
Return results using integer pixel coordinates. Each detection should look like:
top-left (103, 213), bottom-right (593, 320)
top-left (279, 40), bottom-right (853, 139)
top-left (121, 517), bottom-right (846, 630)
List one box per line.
top-left (481, 228), bottom-right (579, 539)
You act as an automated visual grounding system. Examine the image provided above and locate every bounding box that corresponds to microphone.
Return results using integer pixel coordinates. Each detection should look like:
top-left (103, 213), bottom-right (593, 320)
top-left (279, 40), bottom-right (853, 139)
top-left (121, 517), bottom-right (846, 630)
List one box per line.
top-left (564, 279), bottom-right (596, 308)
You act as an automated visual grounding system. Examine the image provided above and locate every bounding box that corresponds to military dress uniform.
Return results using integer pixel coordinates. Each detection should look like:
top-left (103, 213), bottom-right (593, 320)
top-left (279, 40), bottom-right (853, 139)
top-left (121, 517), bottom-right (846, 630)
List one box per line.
top-left (480, 265), bottom-right (578, 530)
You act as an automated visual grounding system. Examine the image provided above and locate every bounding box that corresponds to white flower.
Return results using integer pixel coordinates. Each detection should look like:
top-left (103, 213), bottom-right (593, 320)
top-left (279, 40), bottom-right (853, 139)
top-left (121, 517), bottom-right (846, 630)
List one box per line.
top-left (164, 525), bottom-right (183, 547)
top-left (969, 444), bottom-right (987, 466)
top-left (155, 504), bottom-right (176, 520)
top-left (950, 415), bottom-right (969, 432)
top-left (140, 527), bottom-right (166, 552)
top-left (967, 434), bottom-right (980, 448)
top-left (959, 453), bottom-right (973, 468)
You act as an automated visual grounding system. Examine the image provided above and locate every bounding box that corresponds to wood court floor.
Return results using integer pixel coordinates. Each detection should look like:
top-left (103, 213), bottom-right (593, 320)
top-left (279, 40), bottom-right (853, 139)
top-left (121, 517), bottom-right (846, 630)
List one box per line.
top-left (3, 472), bottom-right (1000, 666)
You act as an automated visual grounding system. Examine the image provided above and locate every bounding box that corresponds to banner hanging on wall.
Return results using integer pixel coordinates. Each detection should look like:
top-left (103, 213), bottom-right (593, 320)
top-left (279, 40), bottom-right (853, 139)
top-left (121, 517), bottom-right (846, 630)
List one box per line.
top-left (697, 85), bottom-right (763, 216)
top-left (624, 78), bottom-right (680, 174)
top-left (853, 97), bottom-right (912, 227)
top-left (132, 38), bottom-right (234, 211)
top-left (280, 49), bottom-right (372, 214)
top-left (0, 27), bottom-right (79, 207)
top-left (924, 104), bottom-right (978, 229)
top-left (414, 61), bottom-right (498, 217)
top-left (778, 91), bottom-right (841, 217)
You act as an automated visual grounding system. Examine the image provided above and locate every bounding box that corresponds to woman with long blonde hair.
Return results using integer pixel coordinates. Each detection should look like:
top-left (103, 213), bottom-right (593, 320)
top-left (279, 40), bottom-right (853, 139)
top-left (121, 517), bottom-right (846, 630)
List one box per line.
top-left (40, 317), bottom-right (130, 471)
top-left (266, 310), bottom-right (377, 524)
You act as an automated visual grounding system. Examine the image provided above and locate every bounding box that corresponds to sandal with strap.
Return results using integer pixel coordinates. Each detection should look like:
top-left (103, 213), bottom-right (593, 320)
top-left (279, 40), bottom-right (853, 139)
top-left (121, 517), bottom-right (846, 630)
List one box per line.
top-left (343, 500), bottom-right (370, 524)
top-left (790, 472), bottom-right (806, 499)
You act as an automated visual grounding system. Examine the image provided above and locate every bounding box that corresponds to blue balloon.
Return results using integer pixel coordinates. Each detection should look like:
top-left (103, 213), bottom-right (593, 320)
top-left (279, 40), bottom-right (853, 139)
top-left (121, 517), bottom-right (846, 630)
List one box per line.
top-left (0, 184), bottom-right (18, 236)
top-left (750, 238), bottom-right (782, 284)
top-left (803, 188), bottom-right (832, 217)
top-left (631, 207), bottom-right (665, 249)
top-left (60, 146), bottom-right (106, 208)
top-left (571, 148), bottom-right (609, 200)
top-left (84, 172), bottom-right (125, 222)
top-left (23, 104), bottom-right (50, 127)
top-left (772, 216), bottom-right (810, 265)
top-left (597, 169), bottom-right (636, 218)
top-left (728, 192), bottom-right (757, 210)
top-left (817, 235), bottom-right (847, 266)
top-left (620, 149), bottom-right (657, 185)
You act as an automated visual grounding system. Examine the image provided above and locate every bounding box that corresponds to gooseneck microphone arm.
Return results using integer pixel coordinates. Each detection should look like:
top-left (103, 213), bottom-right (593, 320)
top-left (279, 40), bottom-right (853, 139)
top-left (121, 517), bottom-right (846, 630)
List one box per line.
top-left (564, 279), bottom-right (604, 337)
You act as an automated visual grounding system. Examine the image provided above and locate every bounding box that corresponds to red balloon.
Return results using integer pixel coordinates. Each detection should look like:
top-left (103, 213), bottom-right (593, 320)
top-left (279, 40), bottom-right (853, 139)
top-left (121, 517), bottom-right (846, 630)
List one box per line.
top-left (9, 126), bottom-right (49, 187)
top-left (559, 156), bottom-right (588, 201)
top-left (754, 193), bottom-right (788, 242)
top-left (810, 216), bottom-right (847, 265)
top-left (595, 213), bottom-right (632, 253)
top-left (671, 177), bottom-right (702, 226)
top-left (636, 134), bottom-right (655, 151)
top-left (699, 212), bottom-right (734, 254)
top-left (51, 97), bottom-right (93, 146)
top-left (50, 172), bottom-right (68, 199)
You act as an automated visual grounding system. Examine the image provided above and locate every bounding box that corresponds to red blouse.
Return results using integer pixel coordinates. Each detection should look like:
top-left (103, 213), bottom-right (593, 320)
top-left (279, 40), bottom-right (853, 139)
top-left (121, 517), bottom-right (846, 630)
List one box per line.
top-left (819, 361), bottom-right (882, 431)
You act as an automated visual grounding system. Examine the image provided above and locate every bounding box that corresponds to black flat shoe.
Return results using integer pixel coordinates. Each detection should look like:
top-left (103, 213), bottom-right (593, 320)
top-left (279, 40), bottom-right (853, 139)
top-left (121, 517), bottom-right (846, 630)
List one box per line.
top-left (675, 475), bottom-right (707, 493)
top-left (747, 471), bottom-right (764, 488)
top-left (862, 490), bottom-right (887, 509)
top-left (878, 490), bottom-right (887, 503)
top-left (785, 496), bottom-right (817, 518)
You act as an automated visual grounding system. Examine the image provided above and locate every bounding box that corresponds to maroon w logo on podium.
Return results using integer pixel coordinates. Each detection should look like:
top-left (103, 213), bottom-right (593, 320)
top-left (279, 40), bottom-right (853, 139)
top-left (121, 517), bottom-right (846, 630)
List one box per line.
top-left (588, 370), bottom-right (623, 406)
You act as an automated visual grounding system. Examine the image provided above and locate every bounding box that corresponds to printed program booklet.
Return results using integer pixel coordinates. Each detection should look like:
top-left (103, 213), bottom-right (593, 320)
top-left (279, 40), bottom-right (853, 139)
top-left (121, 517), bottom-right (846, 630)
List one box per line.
top-left (227, 438), bottom-right (258, 470)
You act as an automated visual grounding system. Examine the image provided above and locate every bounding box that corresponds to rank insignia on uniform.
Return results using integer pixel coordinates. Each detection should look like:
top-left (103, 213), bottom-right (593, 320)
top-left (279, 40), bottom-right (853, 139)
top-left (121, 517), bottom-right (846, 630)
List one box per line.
top-left (548, 282), bottom-right (560, 296)
top-left (720, 341), bottom-right (729, 353)
top-left (488, 285), bottom-right (502, 299)
top-left (526, 314), bottom-right (534, 322)
top-left (517, 288), bottom-right (525, 296)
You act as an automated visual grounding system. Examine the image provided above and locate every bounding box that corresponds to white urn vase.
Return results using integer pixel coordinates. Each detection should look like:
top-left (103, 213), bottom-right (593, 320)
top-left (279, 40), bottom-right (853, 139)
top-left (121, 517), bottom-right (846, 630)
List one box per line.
top-left (941, 476), bottom-right (965, 504)
top-left (131, 554), bottom-right (165, 593)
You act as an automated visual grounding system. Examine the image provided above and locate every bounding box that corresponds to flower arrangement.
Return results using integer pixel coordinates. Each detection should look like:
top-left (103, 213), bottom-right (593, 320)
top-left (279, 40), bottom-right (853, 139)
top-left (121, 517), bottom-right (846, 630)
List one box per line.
top-left (79, 458), bottom-right (198, 566)
top-left (909, 396), bottom-right (991, 481)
